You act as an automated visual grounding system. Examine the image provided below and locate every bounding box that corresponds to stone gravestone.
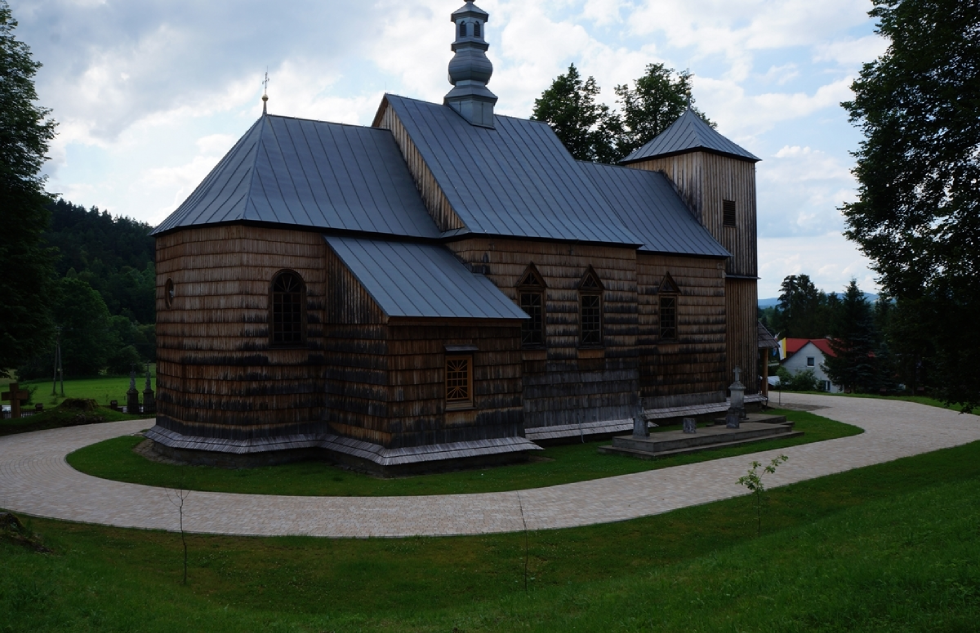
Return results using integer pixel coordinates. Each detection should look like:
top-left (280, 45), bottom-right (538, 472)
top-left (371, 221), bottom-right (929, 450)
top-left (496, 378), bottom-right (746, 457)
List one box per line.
top-left (632, 415), bottom-right (649, 438)
top-left (726, 367), bottom-right (745, 429)
top-left (142, 366), bottom-right (155, 414)
top-left (2, 383), bottom-right (29, 419)
top-left (126, 365), bottom-right (140, 413)
top-left (682, 417), bottom-right (697, 434)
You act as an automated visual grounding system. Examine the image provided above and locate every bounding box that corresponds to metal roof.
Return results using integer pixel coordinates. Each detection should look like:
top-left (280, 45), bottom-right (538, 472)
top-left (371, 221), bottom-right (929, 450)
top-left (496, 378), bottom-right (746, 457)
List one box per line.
top-left (153, 115), bottom-right (440, 238)
top-left (620, 108), bottom-right (760, 164)
top-left (384, 95), bottom-right (643, 246)
top-left (579, 162), bottom-right (730, 258)
top-left (324, 235), bottom-right (529, 320)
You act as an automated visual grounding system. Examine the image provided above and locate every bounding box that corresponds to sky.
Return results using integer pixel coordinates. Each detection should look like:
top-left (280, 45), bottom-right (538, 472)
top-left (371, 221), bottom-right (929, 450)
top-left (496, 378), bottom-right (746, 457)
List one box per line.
top-left (11, 0), bottom-right (889, 299)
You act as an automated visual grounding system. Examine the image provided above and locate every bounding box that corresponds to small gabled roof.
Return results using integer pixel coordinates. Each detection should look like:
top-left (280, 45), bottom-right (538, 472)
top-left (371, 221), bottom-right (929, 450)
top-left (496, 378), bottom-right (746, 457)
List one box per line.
top-left (153, 114), bottom-right (440, 238)
top-left (758, 321), bottom-right (779, 349)
top-left (578, 161), bottom-right (730, 258)
top-left (781, 338), bottom-right (836, 358)
top-left (383, 94), bottom-right (642, 246)
top-left (325, 235), bottom-right (528, 320)
top-left (620, 108), bottom-right (760, 165)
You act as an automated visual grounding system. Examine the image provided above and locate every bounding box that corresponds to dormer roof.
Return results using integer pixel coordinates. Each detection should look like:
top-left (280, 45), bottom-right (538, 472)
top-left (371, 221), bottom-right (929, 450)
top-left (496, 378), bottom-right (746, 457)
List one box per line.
top-left (620, 108), bottom-right (760, 164)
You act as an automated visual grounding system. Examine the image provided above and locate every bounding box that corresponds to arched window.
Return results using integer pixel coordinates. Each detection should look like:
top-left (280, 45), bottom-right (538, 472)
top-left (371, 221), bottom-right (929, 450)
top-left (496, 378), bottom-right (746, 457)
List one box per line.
top-left (517, 264), bottom-right (546, 348)
top-left (474, 21), bottom-right (481, 38)
top-left (579, 268), bottom-right (604, 347)
top-left (270, 270), bottom-right (306, 346)
top-left (459, 21), bottom-right (467, 38)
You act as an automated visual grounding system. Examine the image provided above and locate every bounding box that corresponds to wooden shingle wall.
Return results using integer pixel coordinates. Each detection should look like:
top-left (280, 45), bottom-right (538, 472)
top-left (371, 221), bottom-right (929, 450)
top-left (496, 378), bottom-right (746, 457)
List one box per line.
top-left (385, 321), bottom-right (524, 448)
top-left (323, 244), bottom-right (389, 445)
top-left (726, 278), bottom-right (760, 393)
top-left (377, 103), bottom-right (466, 233)
top-left (636, 253), bottom-right (727, 408)
top-left (628, 153), bottom-right (758, 277)
top-left (155, 226), bottom-right (327, 440)
top-left (449, 238), bottom-right (641, 427)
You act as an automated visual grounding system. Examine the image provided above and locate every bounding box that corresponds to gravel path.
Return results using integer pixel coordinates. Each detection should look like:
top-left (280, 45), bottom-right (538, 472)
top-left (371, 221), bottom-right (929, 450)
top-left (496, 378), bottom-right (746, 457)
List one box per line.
top-left (1, 392), bottom-right (976, 538)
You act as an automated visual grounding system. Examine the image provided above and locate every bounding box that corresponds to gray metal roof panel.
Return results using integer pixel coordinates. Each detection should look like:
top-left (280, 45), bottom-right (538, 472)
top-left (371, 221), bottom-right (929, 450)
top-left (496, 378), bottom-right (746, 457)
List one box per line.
top-left (325, 236), bottom-right (529, 320)
top-left (579, 162), bottom-right (731, 258)
top-left (386, 95), bottom-right (642, 246)
top-left (621, 108), bottom-right (760, 164)
top-left (153, 115), bottom-right (440, 238)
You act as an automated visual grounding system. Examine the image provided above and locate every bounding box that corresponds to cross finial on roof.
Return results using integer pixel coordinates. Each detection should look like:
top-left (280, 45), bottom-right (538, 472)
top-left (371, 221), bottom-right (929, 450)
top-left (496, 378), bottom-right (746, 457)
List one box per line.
top-left (685, 69), bottom-right (693, 107)
top-left (262, 70), bottom-right (270, 114)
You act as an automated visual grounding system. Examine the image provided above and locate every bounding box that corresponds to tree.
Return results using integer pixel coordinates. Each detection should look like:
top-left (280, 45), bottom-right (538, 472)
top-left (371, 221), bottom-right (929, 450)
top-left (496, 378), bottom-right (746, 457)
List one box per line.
top-left (824, 281), bottom-right (879, 392)
top-left (531, 64), bottom-right (619, 163)
top-left (841, 0), bottom-right (980, 409)
top-left (0, 1), bottom-right (57, 377)
top-left (614, 64), bottom-right (714, 159)
top-left (772, 274), bottom-right (831, 338)
top-left (54, 277), bottom-right (113, 377)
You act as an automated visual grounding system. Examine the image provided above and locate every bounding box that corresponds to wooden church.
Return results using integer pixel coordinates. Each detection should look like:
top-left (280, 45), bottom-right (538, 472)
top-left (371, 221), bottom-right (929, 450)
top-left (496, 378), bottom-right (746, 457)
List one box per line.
top-left (147, 1), bottom-right (762, 473)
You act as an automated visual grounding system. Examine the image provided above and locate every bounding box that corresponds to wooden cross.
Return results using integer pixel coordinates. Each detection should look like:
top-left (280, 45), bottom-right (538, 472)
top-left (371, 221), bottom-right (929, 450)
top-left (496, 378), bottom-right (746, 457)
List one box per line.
top-left (2, 382), bottom-right (30, 419)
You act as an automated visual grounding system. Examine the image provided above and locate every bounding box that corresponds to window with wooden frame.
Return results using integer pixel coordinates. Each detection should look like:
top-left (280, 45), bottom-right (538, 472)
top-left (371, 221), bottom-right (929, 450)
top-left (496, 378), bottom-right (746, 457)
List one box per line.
top-left (723, 199), bottom-right (737, 227)
top-left (445, 355), bottom-right (473, 409)
top-left (579, 268), bottom-right (604, 347)
top-left (659, 273), bottom-right (679, 341)
top-left (164, 278), bottom-right (175, 308)
top-left (517, 264), bottom-right (546, 348)
top-left (270, 270), bottom-right (306, 346)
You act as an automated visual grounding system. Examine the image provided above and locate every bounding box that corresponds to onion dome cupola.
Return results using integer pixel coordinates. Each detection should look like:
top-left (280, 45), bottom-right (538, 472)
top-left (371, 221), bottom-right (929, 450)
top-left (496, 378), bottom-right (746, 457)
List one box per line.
top-left (445, 1), bottom-right (497, 128)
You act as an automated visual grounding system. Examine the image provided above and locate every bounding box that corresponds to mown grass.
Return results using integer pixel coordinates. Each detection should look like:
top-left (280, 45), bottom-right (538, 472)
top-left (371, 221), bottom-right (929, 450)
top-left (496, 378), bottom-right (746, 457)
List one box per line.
top-left (2, 367), bottom-right (156, 409)
top-left (4, 439), bottom-right (979, 632)
top-left (66, 409), bottom-right (860, 496)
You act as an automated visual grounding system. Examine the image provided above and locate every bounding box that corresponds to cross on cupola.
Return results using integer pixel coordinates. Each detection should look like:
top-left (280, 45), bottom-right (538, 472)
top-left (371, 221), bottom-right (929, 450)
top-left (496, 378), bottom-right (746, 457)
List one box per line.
top-left (445, 1), bottom-right (497, 128)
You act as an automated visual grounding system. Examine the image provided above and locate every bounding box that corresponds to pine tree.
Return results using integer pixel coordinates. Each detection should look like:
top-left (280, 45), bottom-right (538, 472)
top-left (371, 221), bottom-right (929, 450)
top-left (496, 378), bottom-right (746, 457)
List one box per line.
top-left (824, 281), bottom-right (879, 392)
top-left (0, 1), bottom-right (58, 377)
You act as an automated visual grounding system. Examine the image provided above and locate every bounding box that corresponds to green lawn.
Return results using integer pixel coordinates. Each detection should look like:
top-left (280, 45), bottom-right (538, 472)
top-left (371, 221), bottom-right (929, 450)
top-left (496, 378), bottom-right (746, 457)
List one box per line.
top-left (4, 439), bottom-right (979, 632)
top-left (2, 367), bottom-right (156, 408)
top-left (66, 409), bottom-right (860, 496)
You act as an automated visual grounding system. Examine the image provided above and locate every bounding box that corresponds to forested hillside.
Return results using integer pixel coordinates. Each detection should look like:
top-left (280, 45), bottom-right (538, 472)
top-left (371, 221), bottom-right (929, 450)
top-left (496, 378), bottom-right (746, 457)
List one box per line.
top-left (15, 200), bottom-right (156, 379)
top-left (45, 199), bottom-right (155, 323)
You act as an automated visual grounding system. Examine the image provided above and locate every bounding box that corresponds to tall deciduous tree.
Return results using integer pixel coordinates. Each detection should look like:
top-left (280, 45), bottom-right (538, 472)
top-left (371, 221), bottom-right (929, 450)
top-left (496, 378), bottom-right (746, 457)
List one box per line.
top-left (531, 64), bottom-right (619, 163)
top-left (0, 1), bottom-right (57, 377)
top-left (614, 64), bottom-right (714, 159)
top-left (841, 0), bottom-right (980, 409)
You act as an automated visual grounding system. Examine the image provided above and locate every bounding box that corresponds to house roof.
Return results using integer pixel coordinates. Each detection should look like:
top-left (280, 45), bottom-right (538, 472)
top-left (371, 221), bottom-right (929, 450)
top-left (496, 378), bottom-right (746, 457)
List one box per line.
top-left (620, 108), bottom-right (760, 165)
top-left (782, 338), bottom-right (836, 358)
top-left (153, 115), bottom-right (440, 238)
top-left (579, 161), bottom-right (730, 257)
top-left (324, 235), bottom-right (528, 320)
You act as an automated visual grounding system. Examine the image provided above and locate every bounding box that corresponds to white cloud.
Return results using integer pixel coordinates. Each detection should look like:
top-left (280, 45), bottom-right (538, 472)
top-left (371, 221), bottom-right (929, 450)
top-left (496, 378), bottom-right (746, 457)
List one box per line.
top-left (814, 34), bottom-right (888, 67)
top-left (758, 234), bottom-right (877, 298)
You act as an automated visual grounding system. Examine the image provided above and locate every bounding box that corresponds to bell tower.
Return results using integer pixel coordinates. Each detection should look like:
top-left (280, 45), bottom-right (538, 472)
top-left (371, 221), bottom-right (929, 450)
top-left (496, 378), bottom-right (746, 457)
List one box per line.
top-left (445, 1), bottom-right (497, 128)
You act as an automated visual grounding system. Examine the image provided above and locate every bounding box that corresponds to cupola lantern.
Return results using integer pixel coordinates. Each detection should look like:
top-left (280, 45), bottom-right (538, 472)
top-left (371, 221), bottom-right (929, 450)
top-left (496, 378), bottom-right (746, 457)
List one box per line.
top-left (445, 1), bottom-right (497, 128)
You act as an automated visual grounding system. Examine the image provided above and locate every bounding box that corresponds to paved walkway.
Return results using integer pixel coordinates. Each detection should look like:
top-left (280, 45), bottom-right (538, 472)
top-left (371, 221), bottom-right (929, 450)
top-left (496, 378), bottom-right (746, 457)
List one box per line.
top-left (1, 393), bottom-right (978, 538)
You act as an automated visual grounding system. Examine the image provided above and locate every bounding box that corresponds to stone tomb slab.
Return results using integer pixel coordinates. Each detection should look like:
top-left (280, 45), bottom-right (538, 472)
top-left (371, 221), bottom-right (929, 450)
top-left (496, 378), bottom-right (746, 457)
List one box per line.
top-left (598, 414), bottom-right (801, 460)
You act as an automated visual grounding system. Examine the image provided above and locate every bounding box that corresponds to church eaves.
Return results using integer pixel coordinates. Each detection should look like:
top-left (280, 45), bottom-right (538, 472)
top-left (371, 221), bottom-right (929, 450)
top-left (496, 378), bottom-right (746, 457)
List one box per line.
top-left (620, 108), bottom-right (760, 164)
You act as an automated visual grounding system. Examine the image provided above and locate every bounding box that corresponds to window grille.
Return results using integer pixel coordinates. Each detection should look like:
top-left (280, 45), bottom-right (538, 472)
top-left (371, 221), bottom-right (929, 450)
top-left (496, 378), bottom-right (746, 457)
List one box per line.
top-left (446, 355), bottom-right (473, 408)
top-left (723, 199), bottom-right (737, 227)
top-left (660, 295), bottom-right (677, 340)
top-left (579, 270), bottom-right (603, 346)
top-left (271, 271), bottom-right (305, 346)
top-left (520, 292), bottom-right (544, 346)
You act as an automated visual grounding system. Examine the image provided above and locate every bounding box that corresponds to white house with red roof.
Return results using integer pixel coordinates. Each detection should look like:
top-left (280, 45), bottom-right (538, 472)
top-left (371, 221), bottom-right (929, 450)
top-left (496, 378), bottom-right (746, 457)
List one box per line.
top-left (779, 338), bottom-right (843, 393)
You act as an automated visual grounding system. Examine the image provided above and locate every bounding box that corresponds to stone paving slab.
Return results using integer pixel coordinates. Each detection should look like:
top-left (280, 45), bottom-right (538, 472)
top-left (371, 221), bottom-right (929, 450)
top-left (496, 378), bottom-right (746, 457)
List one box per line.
top-left (0, 393), bottom-right (977, 538)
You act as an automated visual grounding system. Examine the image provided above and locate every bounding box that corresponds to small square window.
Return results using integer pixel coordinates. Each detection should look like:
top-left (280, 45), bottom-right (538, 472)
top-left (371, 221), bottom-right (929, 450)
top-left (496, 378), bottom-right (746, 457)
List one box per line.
top-left (446, 355), bottom-right (473, 409)
top-left (723, 199), bottom-right (736, 227)
top-left (807, 357), bottom-right (815, 367)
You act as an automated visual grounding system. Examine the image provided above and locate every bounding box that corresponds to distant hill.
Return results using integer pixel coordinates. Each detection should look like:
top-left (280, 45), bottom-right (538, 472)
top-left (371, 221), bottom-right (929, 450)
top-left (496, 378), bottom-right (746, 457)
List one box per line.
top-left (759, 293), bottom-right (879, 309)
